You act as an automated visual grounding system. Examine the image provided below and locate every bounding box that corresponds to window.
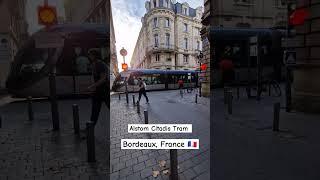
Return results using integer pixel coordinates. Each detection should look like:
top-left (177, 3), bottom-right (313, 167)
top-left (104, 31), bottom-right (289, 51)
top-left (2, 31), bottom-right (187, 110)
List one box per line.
top-left (165, 33), bottom-right (170, 47)
top-left (154, 34), bottom-right (159, 47)
top-left (183, 7), bottom-right (188, 15)
top-left (165, 18), bottom-right (170, 27)
top-left (184, 38), bottom-right (188, 49)
top-left (184, 23), bottom-right (188, 32)
top-left (155, 54), bottom-right (160, 62)
top-left (183, 55), bottom-right (188, 63)
top-left (166, 53), bottom-right (171, 61)
top-left (197, 41), bottom-right (200, 50)
top-left (153, 17), bottom-right (158, 28)
top-left (153, 0), bottom-right (157, 7)
top-left (164, 0), bottom-right (170, 8)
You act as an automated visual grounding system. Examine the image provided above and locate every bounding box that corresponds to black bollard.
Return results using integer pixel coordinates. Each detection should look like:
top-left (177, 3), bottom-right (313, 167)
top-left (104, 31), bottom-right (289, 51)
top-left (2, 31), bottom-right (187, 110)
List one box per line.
top-left (224, 87), bottom-right (228, 104)
top-left (144, 110), bottom-right (148, 124)
top-left (86, 121), bottom-right (96, 162)
top-left (132, 95), bottom-right (136, 106)
top-left (49, 72), bottom-right (60, 130)
top-left (268, 84), bottom-right (271, 96)
top-left (237, 87), bottom-right (240, 99)
top-left (273, 103), bottom-right (280, 132)
top-left (227, 91), bottom-right (233, 114)
top-left (137, 102), bottom-right (140, 114)
top-left (118, 93), bottom-right (121, 100)
top-left (72, 104), bottom-right (80, 135)
top-left (199, 82), bottom-right (202, 97)
top-left (195, 94), bottom-right (198, 104)
top-left (0, 115), bottom-right (2, 128)
top-left (170, 149), bottom-right (178, 180)
top-left (27, 96), bottom-right (34, 121)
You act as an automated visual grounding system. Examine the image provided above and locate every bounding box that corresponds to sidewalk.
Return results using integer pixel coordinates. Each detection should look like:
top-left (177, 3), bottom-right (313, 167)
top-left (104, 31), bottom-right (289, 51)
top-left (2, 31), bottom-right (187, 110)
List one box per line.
top-left (213, 87), bottom-right (320, 180)
top-left (0, 98), bottom-right (109, 180)
top-left (110, 90), bottom-right (210, 180)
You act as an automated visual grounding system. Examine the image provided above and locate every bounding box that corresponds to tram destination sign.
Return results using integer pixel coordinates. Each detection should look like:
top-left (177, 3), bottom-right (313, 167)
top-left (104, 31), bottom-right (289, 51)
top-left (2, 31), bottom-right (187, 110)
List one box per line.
top-left (35, 32), bottom-right (64, 49)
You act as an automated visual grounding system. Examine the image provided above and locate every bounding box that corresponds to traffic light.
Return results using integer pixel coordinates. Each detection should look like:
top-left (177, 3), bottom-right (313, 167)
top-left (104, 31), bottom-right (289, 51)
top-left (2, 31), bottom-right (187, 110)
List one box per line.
top-left (122, 63), bottom-right (128, 71)
top-left (287, 3), bottom-right (309, 37)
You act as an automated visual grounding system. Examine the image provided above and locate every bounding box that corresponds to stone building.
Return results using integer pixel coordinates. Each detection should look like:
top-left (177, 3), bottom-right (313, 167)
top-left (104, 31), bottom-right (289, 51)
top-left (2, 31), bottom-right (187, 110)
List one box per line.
top-left (200, 0), bottom-right (288, 97)
top-left (0, 0), bottom-right (28, 89)
top-left (130, 0), bottom-right (203, 70)
top-left (64, 0), bottom-right (118, 76)
top-left (289, 1), bottom-right (320, 113)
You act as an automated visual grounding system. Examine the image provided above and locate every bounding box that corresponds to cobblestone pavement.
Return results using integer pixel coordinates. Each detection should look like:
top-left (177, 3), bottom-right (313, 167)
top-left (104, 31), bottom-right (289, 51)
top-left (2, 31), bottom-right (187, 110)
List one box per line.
top-left (110, 90), bottom-right (210, 180)
top-left (0, 98), bottom-right (110, 180)
top-left (213, 86), bottom-right (320, 180)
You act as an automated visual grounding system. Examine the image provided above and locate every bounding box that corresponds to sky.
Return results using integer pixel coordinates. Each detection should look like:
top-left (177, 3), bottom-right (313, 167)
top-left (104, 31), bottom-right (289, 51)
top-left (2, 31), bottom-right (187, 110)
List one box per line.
top-left (111, 0), bottom-right (203, 70)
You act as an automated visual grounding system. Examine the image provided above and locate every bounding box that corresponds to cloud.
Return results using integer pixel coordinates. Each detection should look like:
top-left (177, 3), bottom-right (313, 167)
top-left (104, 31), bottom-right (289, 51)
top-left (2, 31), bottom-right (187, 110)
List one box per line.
top-left (111, 0), bottom-right (203, 70)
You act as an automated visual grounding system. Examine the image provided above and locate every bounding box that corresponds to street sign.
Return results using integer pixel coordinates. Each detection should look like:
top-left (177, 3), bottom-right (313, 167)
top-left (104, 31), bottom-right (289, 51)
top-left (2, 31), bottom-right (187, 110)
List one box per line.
top-left (250, 36), bottom-right (258, 44)
top-left (35, 32), bottom-right (64, 49)
top-left (284, 51), bottom-right (296, 64)
top-left (37, 5), bottom-right (57, 27)
top-left (200, 64), bottom-right (207, 71)
top-left (120, 48), bottom-right (127, 57)
top-left (250, 45), bottom-right (258, 57)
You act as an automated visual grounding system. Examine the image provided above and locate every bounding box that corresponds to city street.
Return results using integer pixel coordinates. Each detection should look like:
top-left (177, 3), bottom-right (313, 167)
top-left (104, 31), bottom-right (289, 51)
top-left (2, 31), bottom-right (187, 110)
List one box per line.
top-left (0, 89), bottom-right (210, 180)
top-left (212, 86), bottom-right (320, 180)
top-left (110, 90), bottom-right (210, 180)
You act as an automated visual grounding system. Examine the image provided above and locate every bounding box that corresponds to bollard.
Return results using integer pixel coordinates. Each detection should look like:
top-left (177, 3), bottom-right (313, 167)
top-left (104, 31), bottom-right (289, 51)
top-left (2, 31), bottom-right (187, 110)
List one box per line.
top-left (72, 104), bottom-right (80, 135)
top-left (180, 89), bottom-right (183, 98)
top-left (86, 121), bottom-right (96, 162)
top-left (27, 96), bottom-right (34, 121)
top-left (224, 87), bottom-right (228, 104)
top-left (144, 110), bottom-right (148, 124)
top-left (118, 93), bottom-right (121, 100)
top-left (268, 84), bottom-right (271, 96)
top-left (199, 82), bottom-right (202, 97)
top-left (227, 91), bottom-right (233, 114)
top-left (273, 102), bottom-right (280, 132)
top-left (237, 87), bottom-right (240, 99)
top-left (0, 115), bottom-right (2, 128)
top-left (126, 92), bottom-right (129, 104)
top-left (137, 102), bottom-right (140, 114)
top-left (49, 72), bottom-right (60, 130)
top-left (195, 94), bottom-right (198, 104)
top-left (132, 95), bottom-right (136, 106)
top-left (170, 149), bottom-right (178, 180)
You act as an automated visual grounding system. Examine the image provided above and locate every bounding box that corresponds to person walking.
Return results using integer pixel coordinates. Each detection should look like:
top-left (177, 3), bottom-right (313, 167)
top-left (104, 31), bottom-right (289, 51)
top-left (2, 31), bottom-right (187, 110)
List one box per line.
top-left (87, 49), bottom-right (109, 126)
top-left (137, 78), bottom-right (149, 104)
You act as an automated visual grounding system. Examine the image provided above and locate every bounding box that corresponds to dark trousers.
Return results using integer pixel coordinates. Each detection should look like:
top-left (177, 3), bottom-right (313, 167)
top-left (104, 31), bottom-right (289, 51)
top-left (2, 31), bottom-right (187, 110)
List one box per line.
top-left (90, 92), bottom-right (109, 126)
top-left (138, 88), bottom-right (149, 102)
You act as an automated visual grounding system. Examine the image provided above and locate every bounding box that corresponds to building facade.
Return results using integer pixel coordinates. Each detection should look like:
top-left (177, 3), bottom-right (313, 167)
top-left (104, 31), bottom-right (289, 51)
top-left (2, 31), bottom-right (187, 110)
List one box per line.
top-left (290, 0), bottom-right (320, 113)
top-left (200, 0), bottom-right (288, 97)
top-left (0, 0), bottom-right (28, 89)
top-left (130, 0), bottom-right (203, 70)
top-left (64, 0), bottom-right (118, 76)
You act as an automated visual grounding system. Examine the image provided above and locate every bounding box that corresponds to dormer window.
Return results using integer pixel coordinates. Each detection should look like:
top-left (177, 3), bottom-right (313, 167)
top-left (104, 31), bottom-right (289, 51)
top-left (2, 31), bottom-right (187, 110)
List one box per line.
top-left (183, 8), bottom-right (188, 15)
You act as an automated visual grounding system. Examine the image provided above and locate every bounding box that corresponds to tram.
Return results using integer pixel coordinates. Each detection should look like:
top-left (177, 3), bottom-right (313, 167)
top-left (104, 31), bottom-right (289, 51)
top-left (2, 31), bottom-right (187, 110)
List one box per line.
top-left (112, 69), bottom-right (198, 92)
top-left (6, 24), bottom-right (109, 97)
top-left (209, 28), bottom-right (286, 86)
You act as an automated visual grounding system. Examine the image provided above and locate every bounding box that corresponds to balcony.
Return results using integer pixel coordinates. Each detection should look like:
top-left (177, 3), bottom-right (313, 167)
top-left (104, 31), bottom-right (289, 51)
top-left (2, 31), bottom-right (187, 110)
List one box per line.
top-left (147, 43), bottom-right (175, 54)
